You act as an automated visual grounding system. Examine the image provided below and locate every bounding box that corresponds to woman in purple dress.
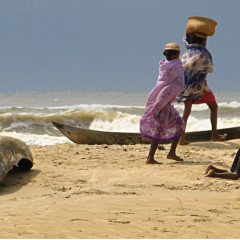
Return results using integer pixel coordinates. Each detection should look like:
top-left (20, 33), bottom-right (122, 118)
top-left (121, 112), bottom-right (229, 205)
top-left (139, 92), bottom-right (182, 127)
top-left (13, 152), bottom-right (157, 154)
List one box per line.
top-left (140, 42), bottom-right (185, 164)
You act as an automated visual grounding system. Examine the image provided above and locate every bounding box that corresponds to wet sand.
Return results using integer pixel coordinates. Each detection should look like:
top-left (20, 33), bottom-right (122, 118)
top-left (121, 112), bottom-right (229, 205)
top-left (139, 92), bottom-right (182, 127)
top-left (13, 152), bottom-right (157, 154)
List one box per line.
top-left (1, 139), bottom-right (240, 238)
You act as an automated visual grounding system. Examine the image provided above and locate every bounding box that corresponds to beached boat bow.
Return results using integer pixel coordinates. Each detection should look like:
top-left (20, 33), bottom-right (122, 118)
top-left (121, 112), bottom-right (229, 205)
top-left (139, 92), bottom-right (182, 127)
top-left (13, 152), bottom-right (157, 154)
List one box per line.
top-left (52, 121), bottom-right (151, 145)
top-left (52, 121), bottom-right (240, 145)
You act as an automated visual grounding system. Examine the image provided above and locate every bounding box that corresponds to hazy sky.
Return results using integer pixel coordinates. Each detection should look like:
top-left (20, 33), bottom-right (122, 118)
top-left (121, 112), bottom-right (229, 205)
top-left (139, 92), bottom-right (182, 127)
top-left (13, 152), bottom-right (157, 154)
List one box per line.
top-left (0, 0), bottom-right (239, 92)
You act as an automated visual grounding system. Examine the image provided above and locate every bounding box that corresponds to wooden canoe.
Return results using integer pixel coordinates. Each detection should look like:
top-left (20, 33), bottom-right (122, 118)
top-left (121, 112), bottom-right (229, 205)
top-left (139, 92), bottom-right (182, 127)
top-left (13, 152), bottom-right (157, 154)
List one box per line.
top-left (52, 121), bottom-right (240, 145)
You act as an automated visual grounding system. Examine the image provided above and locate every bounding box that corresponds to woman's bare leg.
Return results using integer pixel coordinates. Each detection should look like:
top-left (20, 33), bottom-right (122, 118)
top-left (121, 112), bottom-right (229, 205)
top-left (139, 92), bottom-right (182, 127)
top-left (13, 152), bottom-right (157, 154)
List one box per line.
top-left (167, 137), bottom-right (183, 161)
top-left (146, 140), bottom-right (162, 164)
top-left (206, 101), bottom-right (227, 141)
top-left (205, 169), bottom-right (239, 179)
top-left (180, 99), bottom-right (193, 145)
top-left (204, 164), bottom-right (229, 174)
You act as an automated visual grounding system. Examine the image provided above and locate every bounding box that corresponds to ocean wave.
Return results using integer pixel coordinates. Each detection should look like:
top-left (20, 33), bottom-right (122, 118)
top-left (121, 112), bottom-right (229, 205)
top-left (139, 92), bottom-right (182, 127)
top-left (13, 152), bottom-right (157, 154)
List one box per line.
top-left (0, 106), bottom-right (144, 135)
top-left (186, 116), bottom-right (240, 132)
top-left (175, 101), bottom-right (240, 113)
top-left (0, 132), bottom-right (71, 146)
top-left (1, 101), bottom-right (240, 115)
top-left (89, 113), bottom-right (142, 132)
top-left (0, 100), bottom-right (240, 145)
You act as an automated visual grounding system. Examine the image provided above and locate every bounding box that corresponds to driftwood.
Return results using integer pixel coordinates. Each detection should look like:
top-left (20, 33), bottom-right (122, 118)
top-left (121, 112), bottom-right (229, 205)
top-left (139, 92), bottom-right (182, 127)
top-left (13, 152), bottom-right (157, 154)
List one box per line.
top-left (0, 135), bottom-right (33, 182)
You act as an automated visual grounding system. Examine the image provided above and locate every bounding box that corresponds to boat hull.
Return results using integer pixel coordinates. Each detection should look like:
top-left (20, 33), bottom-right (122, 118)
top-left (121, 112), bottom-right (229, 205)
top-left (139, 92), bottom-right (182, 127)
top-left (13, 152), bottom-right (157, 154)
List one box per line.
top-left (0, 135), bottom-right (33, 182)
top-left (52, 121), bottom-right (240, 145)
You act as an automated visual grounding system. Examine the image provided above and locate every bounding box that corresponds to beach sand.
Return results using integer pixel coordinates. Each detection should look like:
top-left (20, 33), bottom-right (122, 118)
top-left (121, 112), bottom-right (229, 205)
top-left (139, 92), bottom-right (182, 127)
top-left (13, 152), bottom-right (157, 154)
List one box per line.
top-left (1, 139), bottom-right (240, 239)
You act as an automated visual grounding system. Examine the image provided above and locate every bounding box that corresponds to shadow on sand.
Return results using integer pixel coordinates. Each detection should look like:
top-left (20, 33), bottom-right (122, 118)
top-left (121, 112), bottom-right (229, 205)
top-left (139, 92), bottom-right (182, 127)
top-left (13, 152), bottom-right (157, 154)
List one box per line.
top-left (188, 141), bottom-right (240, 150)
top-left (0, 167), bottom-right (41, 196)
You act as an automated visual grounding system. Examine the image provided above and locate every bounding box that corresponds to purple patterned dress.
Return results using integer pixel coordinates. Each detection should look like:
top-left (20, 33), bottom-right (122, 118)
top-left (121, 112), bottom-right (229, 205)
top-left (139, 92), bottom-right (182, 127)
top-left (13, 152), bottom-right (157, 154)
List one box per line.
top-left (140, 58), bottom-right (185, 142)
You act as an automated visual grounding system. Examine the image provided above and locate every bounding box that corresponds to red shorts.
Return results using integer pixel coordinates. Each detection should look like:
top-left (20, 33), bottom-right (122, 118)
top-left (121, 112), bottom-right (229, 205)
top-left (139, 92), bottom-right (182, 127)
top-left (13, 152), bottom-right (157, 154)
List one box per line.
top-left (193, 91), bottom-right (216, 104)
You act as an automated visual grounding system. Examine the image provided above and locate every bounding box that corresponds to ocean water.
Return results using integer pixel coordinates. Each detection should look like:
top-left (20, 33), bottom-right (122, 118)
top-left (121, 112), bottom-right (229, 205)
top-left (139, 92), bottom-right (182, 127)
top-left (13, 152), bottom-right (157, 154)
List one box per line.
top-left (0, 91), bottom-right (240, 146)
